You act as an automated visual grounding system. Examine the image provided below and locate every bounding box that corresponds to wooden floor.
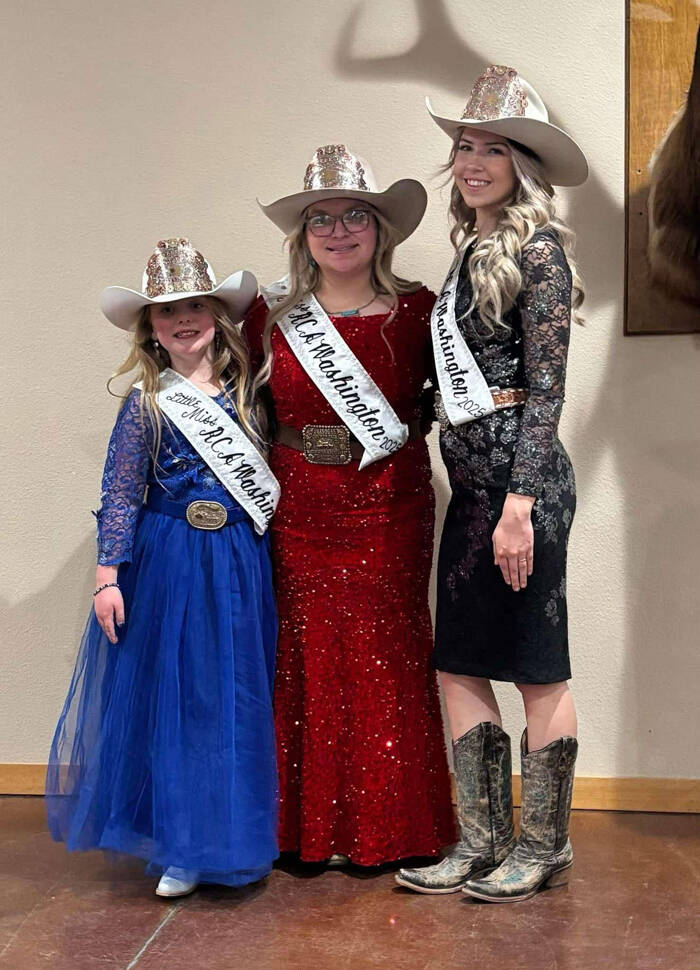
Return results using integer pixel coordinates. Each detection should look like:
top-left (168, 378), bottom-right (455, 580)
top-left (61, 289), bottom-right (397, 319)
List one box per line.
top-left (1, 797), bottom-right (699, 969)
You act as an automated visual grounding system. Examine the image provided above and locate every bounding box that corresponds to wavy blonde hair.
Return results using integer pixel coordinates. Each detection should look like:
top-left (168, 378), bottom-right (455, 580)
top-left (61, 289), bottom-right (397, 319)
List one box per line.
top-left (253, 205), bottom-right (420, 390)
top-left (444, 135), bottom-right (584, 331)
top-left (107, 296), bottom-right (267, 460)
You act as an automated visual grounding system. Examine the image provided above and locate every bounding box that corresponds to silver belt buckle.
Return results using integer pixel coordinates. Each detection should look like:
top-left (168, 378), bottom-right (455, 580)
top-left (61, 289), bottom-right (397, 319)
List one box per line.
top-left (186, 500), bottom-right (228, 530)
top-left (302, 425), bottom-right (352, 465)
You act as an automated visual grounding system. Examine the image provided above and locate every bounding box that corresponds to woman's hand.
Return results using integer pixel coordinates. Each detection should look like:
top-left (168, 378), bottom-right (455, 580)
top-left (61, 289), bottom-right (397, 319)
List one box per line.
top-left (93, 566), bottom-right (125, 644)
top-left (492, 493), bottom-right (536, 591)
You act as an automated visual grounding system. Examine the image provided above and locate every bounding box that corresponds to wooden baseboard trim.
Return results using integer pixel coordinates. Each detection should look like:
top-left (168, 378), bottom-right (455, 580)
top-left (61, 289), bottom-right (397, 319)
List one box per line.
top-left (448, 773), bottom-right (700, 814)
top-left (514, 775), bottom-right (700, 813)
top-left (0, 764), bottom-right (46, 795)
top-left (2, 765), bottom-right (699, 812)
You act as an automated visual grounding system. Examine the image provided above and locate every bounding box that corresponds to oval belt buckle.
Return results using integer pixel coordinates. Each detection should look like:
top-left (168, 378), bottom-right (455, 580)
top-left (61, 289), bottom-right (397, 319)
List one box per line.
top-left (186, 500), bottom-right (228, 530)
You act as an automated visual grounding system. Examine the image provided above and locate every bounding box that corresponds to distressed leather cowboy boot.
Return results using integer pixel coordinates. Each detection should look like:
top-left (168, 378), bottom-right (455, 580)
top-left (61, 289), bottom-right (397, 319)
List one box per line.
top-left (395, 721), bottom-right (515, 893)
top-left (463, 731), bottom-right (578, 902)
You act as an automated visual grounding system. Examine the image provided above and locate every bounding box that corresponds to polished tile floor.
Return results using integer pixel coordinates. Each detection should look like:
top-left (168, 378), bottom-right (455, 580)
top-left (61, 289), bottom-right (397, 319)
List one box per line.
top-left (1, 798), bottom-right (698, 969)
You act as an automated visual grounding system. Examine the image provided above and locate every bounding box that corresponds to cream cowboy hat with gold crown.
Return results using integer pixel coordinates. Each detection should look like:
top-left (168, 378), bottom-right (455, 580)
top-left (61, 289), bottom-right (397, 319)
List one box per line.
top-left (100, 238), bottom-right (258, 331)
top-left (426, 64), bottom-right (588, 187)
top-left (258, 144), bottom-right (427, 241)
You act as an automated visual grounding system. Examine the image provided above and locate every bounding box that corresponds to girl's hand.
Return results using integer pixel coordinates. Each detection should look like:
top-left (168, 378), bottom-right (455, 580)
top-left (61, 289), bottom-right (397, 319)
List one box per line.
top-left (93, 581), bottom-right (125, 645)
top-left (492, 493), bottom-right (536, 591)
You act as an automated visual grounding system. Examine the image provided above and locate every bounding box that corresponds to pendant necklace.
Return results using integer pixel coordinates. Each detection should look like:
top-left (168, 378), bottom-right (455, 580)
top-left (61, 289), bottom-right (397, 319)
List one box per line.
top-left (324, 291), bottom-right (378, 317)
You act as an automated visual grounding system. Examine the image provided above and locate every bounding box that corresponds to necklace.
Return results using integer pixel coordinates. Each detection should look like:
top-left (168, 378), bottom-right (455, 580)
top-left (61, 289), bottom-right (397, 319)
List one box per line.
top-left (322, 291), bottom-right (378, 317)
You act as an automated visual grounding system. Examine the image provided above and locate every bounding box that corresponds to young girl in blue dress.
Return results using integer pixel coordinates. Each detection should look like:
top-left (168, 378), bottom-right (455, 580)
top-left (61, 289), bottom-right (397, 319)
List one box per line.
top-left (46, 238), bottom-right (280, 898)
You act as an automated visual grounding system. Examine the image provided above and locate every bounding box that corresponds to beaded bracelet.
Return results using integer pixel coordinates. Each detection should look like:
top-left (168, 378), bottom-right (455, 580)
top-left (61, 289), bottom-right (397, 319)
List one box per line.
top-left (93, 582), bottom-right (120, 597)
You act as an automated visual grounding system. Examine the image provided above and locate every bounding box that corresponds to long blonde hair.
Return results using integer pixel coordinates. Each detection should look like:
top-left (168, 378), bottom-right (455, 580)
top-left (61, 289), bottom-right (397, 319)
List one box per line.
top-left (107, 296), bottom-right (267, 459)
top-left (444, 136), bottom-right (584, 332)
top-left (253, 205), bottom-right (420, 391)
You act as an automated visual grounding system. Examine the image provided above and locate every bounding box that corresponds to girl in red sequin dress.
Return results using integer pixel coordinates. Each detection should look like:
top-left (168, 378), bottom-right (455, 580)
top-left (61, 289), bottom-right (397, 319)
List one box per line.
top-left (244, 145), bottom-right (455, 864)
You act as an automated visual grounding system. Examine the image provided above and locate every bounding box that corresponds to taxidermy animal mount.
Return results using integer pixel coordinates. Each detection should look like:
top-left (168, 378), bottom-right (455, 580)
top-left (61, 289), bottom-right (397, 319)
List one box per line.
top-left (647, 26), bottom-right (700, 307)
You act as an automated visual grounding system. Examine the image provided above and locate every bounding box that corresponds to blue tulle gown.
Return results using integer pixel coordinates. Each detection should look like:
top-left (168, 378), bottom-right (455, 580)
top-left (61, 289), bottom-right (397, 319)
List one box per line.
top-left (46, 390), bottom-right (278, 886)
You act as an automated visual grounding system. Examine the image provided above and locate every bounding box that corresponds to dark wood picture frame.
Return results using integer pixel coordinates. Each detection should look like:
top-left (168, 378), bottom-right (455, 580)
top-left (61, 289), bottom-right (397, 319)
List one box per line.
top-left (625, 0), bottom-right (699, 335)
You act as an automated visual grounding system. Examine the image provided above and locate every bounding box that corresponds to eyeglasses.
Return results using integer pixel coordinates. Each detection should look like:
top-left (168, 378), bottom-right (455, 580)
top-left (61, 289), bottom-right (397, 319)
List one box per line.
top-left (305, 208), bottom-right (372, 237)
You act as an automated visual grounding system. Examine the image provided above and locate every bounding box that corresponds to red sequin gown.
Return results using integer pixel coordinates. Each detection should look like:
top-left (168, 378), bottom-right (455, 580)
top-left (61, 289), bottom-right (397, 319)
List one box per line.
top-left (244, 287), bottom-right (456, 865)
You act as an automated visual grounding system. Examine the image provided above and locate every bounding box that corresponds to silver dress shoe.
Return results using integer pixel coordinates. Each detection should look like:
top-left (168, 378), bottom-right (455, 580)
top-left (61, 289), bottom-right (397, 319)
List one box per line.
top-left (463, 732), bottom-right (578, 903)
top-left (155, 866), bottom-right (200, 898)
top-left (395, 722), bottom-right (515, 894)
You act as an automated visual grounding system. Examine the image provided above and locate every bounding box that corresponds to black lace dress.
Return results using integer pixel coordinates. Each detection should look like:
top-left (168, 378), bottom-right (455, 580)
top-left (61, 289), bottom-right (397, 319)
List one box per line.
top-left (434, 230), bottom-right (576, 684)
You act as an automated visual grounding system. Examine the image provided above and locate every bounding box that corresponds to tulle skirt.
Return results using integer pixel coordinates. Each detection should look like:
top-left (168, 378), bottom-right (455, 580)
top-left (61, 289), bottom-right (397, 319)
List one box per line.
top-left (46, 505), bottom-right (278, 887)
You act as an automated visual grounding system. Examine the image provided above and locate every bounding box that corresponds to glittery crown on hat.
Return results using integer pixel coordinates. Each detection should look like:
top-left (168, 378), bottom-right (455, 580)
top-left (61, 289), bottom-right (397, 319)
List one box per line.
top-left (461, 65), bottom-right (528, 122)
top-left (425, 65), bottom-right (589, 186)
top-left (303, 145), bottom-right (372, 192)
top-left (142, 238), bottom-right (216, 299)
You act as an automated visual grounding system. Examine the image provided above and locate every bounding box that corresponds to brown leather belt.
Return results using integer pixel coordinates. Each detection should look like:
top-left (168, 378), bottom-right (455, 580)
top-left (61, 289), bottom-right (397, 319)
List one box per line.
top-left (277, 419), bottom-right (423, 465)
top-left (436, 387), bottom-right (528, 431)
top-left (490, 387), bottom-right (528, 409)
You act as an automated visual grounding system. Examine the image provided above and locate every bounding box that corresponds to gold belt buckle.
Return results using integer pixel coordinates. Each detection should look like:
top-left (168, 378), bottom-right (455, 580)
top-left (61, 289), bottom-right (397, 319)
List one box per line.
top-left (302, 425), bottom-right (352, 465)
top-left (186, 500), bottom-right (228, 530)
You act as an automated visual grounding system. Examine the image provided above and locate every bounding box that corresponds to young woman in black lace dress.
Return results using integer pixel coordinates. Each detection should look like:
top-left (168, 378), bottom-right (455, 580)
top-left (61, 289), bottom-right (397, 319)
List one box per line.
top-left (397, 65), bottom-right (589, 902)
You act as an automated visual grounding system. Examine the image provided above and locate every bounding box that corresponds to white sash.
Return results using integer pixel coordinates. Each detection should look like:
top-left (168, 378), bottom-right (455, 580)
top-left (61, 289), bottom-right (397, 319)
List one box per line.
top-left (139, 369), bottom-right (280, 535)
top-left (431, 248), bottom-right (495, 426)
top-left (262, 278), bottom-right (408, 469)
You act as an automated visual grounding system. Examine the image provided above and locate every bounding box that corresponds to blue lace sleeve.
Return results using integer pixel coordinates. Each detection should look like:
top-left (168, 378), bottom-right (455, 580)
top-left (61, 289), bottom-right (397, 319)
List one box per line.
top-left (96, 391), bottom-right (152, 565)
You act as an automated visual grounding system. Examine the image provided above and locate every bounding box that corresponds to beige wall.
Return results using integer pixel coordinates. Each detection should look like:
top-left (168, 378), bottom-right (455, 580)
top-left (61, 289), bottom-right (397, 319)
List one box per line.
top-left (1, 0), bottom-right (698, 779)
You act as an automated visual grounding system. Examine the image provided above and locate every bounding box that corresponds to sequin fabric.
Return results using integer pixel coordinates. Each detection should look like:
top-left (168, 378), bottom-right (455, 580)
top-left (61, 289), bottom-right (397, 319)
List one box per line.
top-left (96, 390), bottom-right (250, 564)
top-left (434, 231), bottom-right (576, 684)
top-left (303, 144), bottom-right (370, 192)
top-left (461, 65), bottom-right (528, 122)
top-left (143, 238), bottom-right (214, 298)
top-left (244, 289), bottom-right (456, 864)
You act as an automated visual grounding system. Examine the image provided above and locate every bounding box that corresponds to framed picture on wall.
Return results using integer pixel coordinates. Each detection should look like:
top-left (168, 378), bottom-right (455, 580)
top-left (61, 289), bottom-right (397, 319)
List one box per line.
top-left (625, 1), bottom-right (699, 335)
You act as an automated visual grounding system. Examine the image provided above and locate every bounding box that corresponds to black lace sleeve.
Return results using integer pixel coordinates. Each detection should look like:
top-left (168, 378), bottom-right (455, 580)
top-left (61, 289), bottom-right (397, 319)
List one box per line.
top-left (508, 234), bottom-right (572, 497)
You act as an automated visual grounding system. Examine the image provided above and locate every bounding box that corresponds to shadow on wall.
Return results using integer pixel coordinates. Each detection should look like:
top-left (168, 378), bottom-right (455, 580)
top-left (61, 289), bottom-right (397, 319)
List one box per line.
top-left (0, 536), bottom-right (97, 760)
top-left (333, 0), bottom-right (617, 314)
top-left (334, 0), bottom-right (700, 782)
top-left (2, 536), bottom-right (97, 661)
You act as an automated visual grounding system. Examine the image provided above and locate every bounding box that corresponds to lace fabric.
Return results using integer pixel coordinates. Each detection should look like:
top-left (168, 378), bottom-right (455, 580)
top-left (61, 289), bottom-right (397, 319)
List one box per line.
top-left (442, 230), bottom-right (572, 498)
top-left (511, 233), bottom-right (573, 495)
top-left (434, 229), bottom-right (576, 683)
top-left (48, 396), bottom-right (279, 884)
top-left (96, 389), bottom-right (247, 564)
top-left (96, 393), bottom-right (151, 566)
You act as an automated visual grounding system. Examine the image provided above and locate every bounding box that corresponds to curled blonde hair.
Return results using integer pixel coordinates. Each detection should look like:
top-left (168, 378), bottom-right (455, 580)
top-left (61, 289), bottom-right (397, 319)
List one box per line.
top-left (253, 205), bottom-right (420, 391)
top-left (107, 296), bottom-right (267, 460)
top-left (444, 135), bottom-right (584, 331)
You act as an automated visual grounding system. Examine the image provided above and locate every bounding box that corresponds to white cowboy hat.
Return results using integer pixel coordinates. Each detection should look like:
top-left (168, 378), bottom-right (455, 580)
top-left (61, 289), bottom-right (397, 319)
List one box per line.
top-left (258, 144), bottom-right (427, 241)
top-left (100, 237), bottom-right (258, 331)
top-left (426, 64), bottom-right (588, 187)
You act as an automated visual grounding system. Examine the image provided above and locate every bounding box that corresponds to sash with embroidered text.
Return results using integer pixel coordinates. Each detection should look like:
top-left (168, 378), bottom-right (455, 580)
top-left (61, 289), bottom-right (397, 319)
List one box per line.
top-left (138, 369), bottom-right (280, 534)
top-left (263, 279), bottom-right (408, 469)
top-left (431, 248), bottom-right (495, 426)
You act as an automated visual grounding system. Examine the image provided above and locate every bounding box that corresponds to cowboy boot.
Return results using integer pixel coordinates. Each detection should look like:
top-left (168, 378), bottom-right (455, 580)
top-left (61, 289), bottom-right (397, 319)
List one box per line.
top-left (463, 730), bottom-right (578, 902)
top-left (395, 721), bottom-right (515, 893)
